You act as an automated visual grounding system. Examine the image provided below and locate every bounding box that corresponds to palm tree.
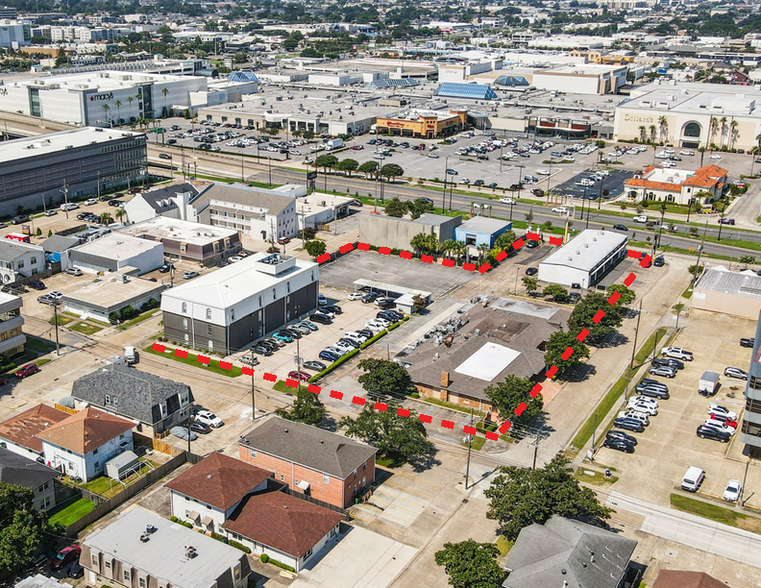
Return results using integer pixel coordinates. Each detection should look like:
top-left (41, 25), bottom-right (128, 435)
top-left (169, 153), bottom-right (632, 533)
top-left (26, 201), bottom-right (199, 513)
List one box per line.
top-left (99, 212), bottom-right (113, 225)
top-left (729, 119), bottom-right (739, 150)
top-left (476, 243), bottom-right (490, 262)
top-left (440, 239), bottom-right (456, 259)
top-left (719, 116), bottom-right (728, 149)
top-left (410, 233), bottom-right (430, 255)
top-left (709, 116), bottom-right (718, 148)
top-left (102, 104), bottom-right (110, 126)
top-left (648, 124), bottom-right (656, 143)
top-left (162, 87), bottom-right (169, 118)
top-left (450, 241), bottom-right (467, 265)
top-left (126, 95), bottom-right (134, 123)
top-left (114, 99), bottom-right (122, 126)
top-left (114, 208), bottom-right (126, 224)
top-left (425, 234), bottom-right (440, 257)
top-left (658, 115), bottom-right (668, 144)
top-left (698, 146), bottom-right (706, 167)
top-left (638, 125), bottom-right (647, 142)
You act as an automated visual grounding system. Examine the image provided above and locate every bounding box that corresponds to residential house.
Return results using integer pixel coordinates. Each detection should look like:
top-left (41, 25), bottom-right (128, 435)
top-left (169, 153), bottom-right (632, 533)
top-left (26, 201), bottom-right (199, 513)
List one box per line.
top-left (122, 182), bottom-right (202, 224)
top-left (0, 403), bottom-right (70, 461)
top-left (80, 506), bottom-right (250, 588)
top-left (0, 240), bottom-right (45, 284)
top-left (502, 516), bottom-right (638, 588)
top-left (166, 452), bottom-right (271, 534)
top-left (0, 448), bottom-right (59, 511)
top-left (36, 406), bottom-right (134, 481)
top-left (652, 570), bottom-right (727, 588)
top-left (71, 363), bottom-right (193, 436)
top-left (238, 416), bottom-right (376, 509)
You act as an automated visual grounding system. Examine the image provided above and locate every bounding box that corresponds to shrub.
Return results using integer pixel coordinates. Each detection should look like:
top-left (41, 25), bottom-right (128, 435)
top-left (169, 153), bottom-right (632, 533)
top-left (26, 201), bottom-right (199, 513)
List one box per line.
top-left (260, 554), bottom-right (269, 564)
top-left (308, 348), bottom-right (360, 382)
top-left (410, 392), bottom-right (420, 398)
top-left (228, 540), bottom-right (251, 553)
top-left (268, 558), bottom-right (296, 573)
top-left (359, 329), bottom-right (387, 349)
top-left (210, 531), bottom-right (227, 543)
top-left (170, 516), bottom-right (178, 522)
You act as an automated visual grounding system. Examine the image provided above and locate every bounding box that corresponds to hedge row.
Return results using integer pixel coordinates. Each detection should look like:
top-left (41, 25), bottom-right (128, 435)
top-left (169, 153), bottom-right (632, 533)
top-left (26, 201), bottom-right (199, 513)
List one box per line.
top-left (359, 329), bottom-right (387, 350)
top-left (169, 516), bottom-right (193, 529)
top-left (308, 348), bottom-right (360, 382)
top-left (259, 554), bottom-right (295, 572)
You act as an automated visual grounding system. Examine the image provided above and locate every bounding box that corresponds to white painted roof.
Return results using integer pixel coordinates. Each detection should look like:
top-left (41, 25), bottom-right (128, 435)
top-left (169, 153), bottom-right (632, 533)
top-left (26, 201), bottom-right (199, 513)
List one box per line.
top-left (0, 127), bottom-right (143, 164)
top-left (540, 229), bottom-right (627, 273)
top-left (455, 342), bottom-right (521, 382)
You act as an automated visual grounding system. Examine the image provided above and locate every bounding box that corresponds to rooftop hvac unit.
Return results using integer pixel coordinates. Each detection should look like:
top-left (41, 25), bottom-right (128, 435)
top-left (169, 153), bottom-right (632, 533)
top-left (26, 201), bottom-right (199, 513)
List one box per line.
top-left (185, 546), bottom-right (197, 559)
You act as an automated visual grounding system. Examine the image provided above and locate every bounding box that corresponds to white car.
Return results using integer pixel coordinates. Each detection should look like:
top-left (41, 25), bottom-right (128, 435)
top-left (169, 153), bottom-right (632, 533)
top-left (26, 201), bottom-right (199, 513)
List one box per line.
top-left (662, 161), bottom-right (676, 168)
top-left (680, 150), bottom-right (694, 156)
top-left (348, 292), bottom-right (364, 301)
top-left (325, 345), bottom-right (350, 357)
top-left (228, 256), bottom-right (244, 263)
top-left (662, 347), bottom-right (693, 361)
top-left (333, 341), bottom-right (355, 353)
top-left (84, 198), bottom-right (97, 206)
top-left (536, 169), bottom-right (551, 176)
top-left (629, 396), bottom-right (659, 410)
top-left (627, 400), bottom-right (658, 416)
top-left (723, 479), bottom-right (742, 502)
top-left (499, 198), bottom-right (516, 205)
top-left (345, 331), bottom-right (369, 342)
top-left (459, 178), bottom-right (471, 184)
top-left (633, 215), bottom-right (649, 223)
top-left (710, 154), bottom-right (722, 160)
top-left (60, 202), bottom-right (79, 211)
top-left (704, 419), bottom-right (735, 434)
top-left (552, 207), bottom-right (569, 215)
top-left (195, 410), bottom-right (223, 428)
top-left (372, 317), bottom-right (391, 327)
top-left (427, 153), bottom-right (439, 159)
top-left (709, 403), bottom-right (738, 421)
top-left (364, 322), bottom-right (385, 333)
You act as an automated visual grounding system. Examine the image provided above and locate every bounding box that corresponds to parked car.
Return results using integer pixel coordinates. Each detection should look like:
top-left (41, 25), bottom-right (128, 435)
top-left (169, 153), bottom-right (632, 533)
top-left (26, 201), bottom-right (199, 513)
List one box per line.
top-left (602, 438), bottom-right (635, 453)
top-left (273, 331), bottom-right (293, 343)
top-left (635, 385), bottom-right (670, 399)
top-left (50, 545), bottom-right (81, 571)
top-left (240, 354), bottom-right (259, 366)
top-left (649, 365), bottom-right (676, 378)
top-left (617, 410), bottom-right (649, 427)
top-left (723, 479), bottom-right (743, 502)
top-left (282, 327), bottom-right (302, 339)
top-left (325, 304), bottom-right (343, 314)
top-left (289, 324), bottom-right (311, 336)
top-left (65, 267), bottom-right (84, 276)
top-left (298, 320), bottom-right (319, 332)
top-left (253, 344), bottom-right (273, 356)
top-left (15, 363), bottom-right (40, 379)
top-left (696, 424), bottom-right (730, 442)
top-left (171, 426), bottom-right (198, 441)
top-left (45, 209), bottom-right (57, 217)
top-left (606, 430), bottom-right (638, 446)
top-left (709, 412), bottom-right (737, 427)
top-left (661, 346), bottom-right (693, 361)
top-left (741, 337), bottom-right (755, 348)
top-left (724, 366), bottom-right (748, 380)
top-left (28, 280), bottom-right (45, 290)
top-left (709, 403), bottom-right (738, 421)
top-left (195, 409), bottom-right (224, 428)
top-left (361, 292), bottom-right (379, 304)
top-left (654, 256), bottom-right (665, 267)
top-left (287, 370), bottom-right (311, 382)
top-left (190, 421), bottom-right (212, 435)
top-left (303, 361), bottom-right (326, 371)
top-left (68, 563), bottom-right (84, 578)
top-left (318, 293), bottom-right (327, 306)
top-left (182, 271), bottom-right (199, 279)
top-left (612, 417), bottom-right (645, 433)
top-left (525, 267), bottom-right (538, 276)
top-left (627, 400), bottom-right (658, 416)
top-left (311, 313), bottom-right (332, 325)
top-left (348, 292), bottom-right (364, 301)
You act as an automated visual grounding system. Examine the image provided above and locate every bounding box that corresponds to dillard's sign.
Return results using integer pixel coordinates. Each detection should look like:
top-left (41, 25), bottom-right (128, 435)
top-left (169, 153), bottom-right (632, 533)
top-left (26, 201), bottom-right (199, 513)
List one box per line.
top-left (623, 113), bottom-right (655, 124)
top-left (89, 92), bottom-right (114, 103)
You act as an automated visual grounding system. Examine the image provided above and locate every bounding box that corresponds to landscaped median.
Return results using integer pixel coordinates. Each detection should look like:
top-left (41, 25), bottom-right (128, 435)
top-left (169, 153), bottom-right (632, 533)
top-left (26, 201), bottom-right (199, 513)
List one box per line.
top-left (145, 343), bottom-right (248, 377)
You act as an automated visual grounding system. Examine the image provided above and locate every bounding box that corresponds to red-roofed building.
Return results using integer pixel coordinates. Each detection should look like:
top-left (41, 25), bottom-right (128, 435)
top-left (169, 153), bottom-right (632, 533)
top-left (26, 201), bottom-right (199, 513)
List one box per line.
top-left (625, 164), bottom-right (727, 205)
top-left (0, 403), bottom-right (69, 461)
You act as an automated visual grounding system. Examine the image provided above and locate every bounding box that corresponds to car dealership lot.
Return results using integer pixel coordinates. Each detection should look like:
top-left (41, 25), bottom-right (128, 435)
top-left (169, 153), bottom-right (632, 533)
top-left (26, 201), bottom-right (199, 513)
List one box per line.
top-left (597, 310), bottom-right (761, 510)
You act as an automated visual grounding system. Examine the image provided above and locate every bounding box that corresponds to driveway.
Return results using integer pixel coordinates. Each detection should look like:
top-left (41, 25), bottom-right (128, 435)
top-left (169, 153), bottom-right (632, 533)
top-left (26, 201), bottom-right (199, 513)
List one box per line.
top-left (290, 526), bottom-right (417, 588)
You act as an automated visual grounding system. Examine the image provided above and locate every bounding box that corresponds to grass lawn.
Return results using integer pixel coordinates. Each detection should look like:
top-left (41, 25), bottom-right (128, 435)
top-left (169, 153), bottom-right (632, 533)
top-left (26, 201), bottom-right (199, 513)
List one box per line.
top-left (421, 397), bottom-right (487, 419)
top-left (571, 375), bottom-right (628, 450)
top-left (670, 494), bottom-right (747, 527)
top-left (81, 460), bottom-right (157, 498)
top-left (144, 344), bottom-right (242, 377)
top-left (36, 358), bottom-right (51, 367)
top-left (48, 497), bottom-right (95, 527)
top-left (117, 309), bottom-right (159, 330)
top-left (682, 286), bottom-right (693, 299)
top-left (69, 322), bottom-right (103, 335)
top-left (495, 536), bottom-right (513, 557)
top-left (25, 337), bottom-right (56, 354)
top-left (575, 467), bottom-right (619, 486)
top-left (633, 328), bottom-right (667, 366)
top-left (273, 380), bottom-right (298, 395)
top-left (49, 315), bottom-right (74, 326)
top-left (461, 435), bottom-right (486, 451)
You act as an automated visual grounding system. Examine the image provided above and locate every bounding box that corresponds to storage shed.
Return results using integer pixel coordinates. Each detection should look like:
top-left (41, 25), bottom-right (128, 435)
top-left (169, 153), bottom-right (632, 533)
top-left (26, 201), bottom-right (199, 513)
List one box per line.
top-left (105, 450), bottom-right (139, 480)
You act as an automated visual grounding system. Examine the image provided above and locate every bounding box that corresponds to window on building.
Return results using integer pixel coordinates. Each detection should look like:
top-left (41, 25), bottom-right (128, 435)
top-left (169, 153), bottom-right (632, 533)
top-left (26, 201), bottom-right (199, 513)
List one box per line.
top-left (139, 578), bottom-right (146, 588)
top-left (94, 461), bottom-right (99, 469)
top-left (181, 302), bottom-right (188, 314)
top-left (183, 318), bottom-right (189, 329)
top-left (207, 325), bottom-right (212, 335)
top-left (323, 474), bottom-right (330, 484)
top-left (741, 420), bottom-right (761, 438)
top-left (17, 260), bottom-right (24, 269)
top-left (105, 394), bottom-right (111, 404)
top-left (280, 474), bottom-right (284, 481)
top-left (273, 288), bottom-right (277, 299)
top-left (180, 243), bottom-right (187, 253)
top-left (250, 449), bottom-right (256, 458)
top-left (124, 571), bottom-right (130, 582)
top-left (746, 397), bottom-right (761, 414)
top-left (303, 548), bottom-right (313, 560)
top-left (105, 561), bottom-right (111, 569)
top-left (749, 375), bottom-right (761, 391)
top-left (30, 257), bottom-right (36, 265)
top-left (231, 309), bottom-right (235, 321)
top-left (206, 308), bottom-right (212, 320)
top-left (40, 496), bottom-right (50, 509)
top-left (93, 448), bottom-right (99, 455)
top-left (92, 555), bottom-right (98, 566)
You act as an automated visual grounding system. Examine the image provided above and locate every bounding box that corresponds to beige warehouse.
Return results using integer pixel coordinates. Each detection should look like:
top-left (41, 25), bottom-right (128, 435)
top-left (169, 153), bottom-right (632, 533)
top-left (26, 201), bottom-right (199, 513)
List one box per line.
top-left (692, 266), bottom-right (761, 320)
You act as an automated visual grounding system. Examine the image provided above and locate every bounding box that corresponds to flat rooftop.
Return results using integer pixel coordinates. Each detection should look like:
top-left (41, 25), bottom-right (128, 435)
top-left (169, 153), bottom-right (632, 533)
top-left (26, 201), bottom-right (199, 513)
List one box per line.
top-left (540, 229), bottom-right (627, 273)
top-left (62, 273), bottom-right (166, 309)
top-left (72, 233), bottom-right (162, 260)
top-left (384, 108), bottom-right (460, 121)
top-left (622, 81), bottom-right (761, 117)
top-left (458, 216), bottom-right (512, 234)
top-left (4, 69), bottom-right (192, 90)
top-left (696, 266), bottom-right (761, 299)
top-left (119, 217), bottom-right (238, 246)
top-left (646, 168), bottom-right (693, 184)
top-left (0, 127), bottom-right (143, 165)
top-left (300, 58), bottom-right (436, 76)
top-left (83, 506), bottom-right (246, 588)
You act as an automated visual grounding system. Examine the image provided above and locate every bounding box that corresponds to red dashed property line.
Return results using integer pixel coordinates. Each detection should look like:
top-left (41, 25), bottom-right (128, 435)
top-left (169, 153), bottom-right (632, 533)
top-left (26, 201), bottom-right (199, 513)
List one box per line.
top-left (149, 246), bottom-right (643, 445)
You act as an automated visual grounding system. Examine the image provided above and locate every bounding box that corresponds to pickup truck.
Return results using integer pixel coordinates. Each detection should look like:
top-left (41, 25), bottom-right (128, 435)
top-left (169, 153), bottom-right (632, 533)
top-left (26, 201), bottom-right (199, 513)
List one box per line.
top-left (633, 215), bottom-right (649, 223)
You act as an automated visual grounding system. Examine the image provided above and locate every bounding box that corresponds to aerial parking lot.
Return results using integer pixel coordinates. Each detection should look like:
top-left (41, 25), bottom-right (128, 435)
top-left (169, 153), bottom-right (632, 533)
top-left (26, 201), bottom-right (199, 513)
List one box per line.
top-left (554, 168), bottom-right (636, 201)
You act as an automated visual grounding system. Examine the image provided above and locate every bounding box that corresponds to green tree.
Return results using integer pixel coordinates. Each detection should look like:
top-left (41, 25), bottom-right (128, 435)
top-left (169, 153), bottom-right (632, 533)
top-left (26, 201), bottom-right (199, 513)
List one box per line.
top-left (315, 154), bottom-right (338, 172)
top-left (304, 240), bottom-right (327, 258)
top-left (569, 293), bottom-right (625, 346)
top-left (606, 283), bottom-right (636, 305)
top-left (485, 455), bottom-right (612, 541)
top-left (337, 158), bottom-right (359, 177)
top-left (412, 294), bottom-right (427, 313)
top-left (379, 163), bottom-right (404, 183)
top-left (544, 330), bottom-right (589, 380)
top-left (542, 284), bottom-right (568, 302)
top-left (384, 198), bottom-right (408, 218)
top-left (408, 197), bottom-right (434, 219)
top-left (100, 212), bottom-right (113, 225)
top-left (339, 403), bottom-right (436, 467)
top-left (522, 276), bottom-right (539, 296)
top-left (739, 255), bottom-right (756, 268)
top-left (434, 540), bottom-right (506, 588)
top-left (35, 227), bottom-right (41, 236)
top-left (410, 232), bottom-right (431, 254)
top-left (358, 160), bottom-right (379, 179)
top-left (275, 385), bottom-right (326, 425)
top-left (494, 230), bottom-right (516, 251)
top-left (525, 209), bottom-right (534, 224)
top-left (0, 484), bottom-right (62, 576)
top-left (485, 375), bottom-right (542, 426)
top-left (357, 358), bottom-right (414, 399)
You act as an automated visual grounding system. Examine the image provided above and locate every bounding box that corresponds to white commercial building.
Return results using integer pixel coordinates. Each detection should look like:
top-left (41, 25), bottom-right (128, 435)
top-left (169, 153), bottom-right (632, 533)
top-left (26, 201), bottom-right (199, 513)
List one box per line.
top-left (0, 19), bottom-right (30, 47)
top-left (68, 233), bottom-right (163, 275)
top-left (538, 229), bottom-right (628, 289)
top-left (0, 241), bottom-right (45, 284)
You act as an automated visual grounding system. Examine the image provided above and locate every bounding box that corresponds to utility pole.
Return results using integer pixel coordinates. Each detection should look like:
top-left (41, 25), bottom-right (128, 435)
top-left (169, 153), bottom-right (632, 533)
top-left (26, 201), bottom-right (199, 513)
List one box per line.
top-left (61, 180), bottom-right (69, 220)
top-left (97, 171), bottom-right (101, 201)
top-left (251, 365), bottom-right (256, 421)
top-left (625, 300), bottom-right (643, 400)
top-left (692, 222), bottom-right (708, 284)
top-left (589, 413), bottom-right (598, 461)
top-left (740, 459), bottom-right (750, 507)
top-left (186, 405), bottom-right (192, 454)
top-left (464, 408), bottom-right (474, 490)
top-left (52, 301), bottom-right (60, 356)
top-left (241, 153), bottom-right (245, 183)
top-left (268, 157), bottom-right (272, 188)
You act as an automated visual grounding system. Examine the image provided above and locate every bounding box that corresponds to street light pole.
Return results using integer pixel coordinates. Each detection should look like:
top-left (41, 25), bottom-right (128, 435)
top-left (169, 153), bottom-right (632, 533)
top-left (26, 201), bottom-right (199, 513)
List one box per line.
top-left (442, 157), bottom-right (449, 212)
top-left (464, 408), bottom-right (474, 490)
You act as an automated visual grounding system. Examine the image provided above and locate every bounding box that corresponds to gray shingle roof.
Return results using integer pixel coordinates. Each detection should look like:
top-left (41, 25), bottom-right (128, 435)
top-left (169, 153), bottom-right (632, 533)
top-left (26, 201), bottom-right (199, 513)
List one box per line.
top-left (503, 516), bottom-right (638, 588)
top-left (141, 182), bottom-right (198, 213)
top-left (239, 416), bottom-right (376, 479)
top-left (194, 183), bottom-right (294, 216)
top-left (0, 448), bottom-right (58, 488)
top-left (40, 235), bottom-right (81, 253)
top-left (71, 363), bottom-right (192, 426)
top-left (0, 240), bottom-right (40, 261)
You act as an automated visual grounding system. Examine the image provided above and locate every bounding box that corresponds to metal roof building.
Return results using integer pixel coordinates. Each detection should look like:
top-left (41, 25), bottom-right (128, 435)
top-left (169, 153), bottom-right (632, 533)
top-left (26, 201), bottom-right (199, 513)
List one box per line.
top-left (693, 266), bottom-right (761, 320)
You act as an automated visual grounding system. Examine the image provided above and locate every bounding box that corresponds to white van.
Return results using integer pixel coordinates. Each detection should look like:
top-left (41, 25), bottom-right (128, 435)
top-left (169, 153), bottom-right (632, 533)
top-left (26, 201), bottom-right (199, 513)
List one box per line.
top-left (681, 466), bottom-right (705, 492)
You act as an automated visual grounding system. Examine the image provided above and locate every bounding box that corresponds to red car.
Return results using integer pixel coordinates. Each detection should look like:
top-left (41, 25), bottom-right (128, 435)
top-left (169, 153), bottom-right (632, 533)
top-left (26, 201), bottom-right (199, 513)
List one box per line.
top-left (277, 237), bottom-right (291, 245)
top-left (51, 545), bottom-right (81, 571)
top-left (15, 363), bottom-right (40, 379)
top-left (288, 371), bottom-right (310, 382)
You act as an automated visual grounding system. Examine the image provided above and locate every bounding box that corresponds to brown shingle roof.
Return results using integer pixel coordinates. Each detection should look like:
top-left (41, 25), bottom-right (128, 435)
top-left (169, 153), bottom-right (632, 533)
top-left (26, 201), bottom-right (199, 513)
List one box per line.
top-left (0, 404), bottom-right (69, 453)
top-left (166, 453), bottom-right (272, 511)
top-left (36, 406), bottom-right (134, 454)
top-left (653, 570), bottom-right (728, 588)
top-left (222, 490), bottom-right (343, 558)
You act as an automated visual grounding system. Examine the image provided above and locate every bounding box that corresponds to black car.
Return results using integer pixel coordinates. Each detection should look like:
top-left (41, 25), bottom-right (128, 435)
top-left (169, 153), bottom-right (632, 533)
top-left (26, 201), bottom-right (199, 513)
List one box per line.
top-left (108, 199), bottom-right (123, 207)
top-left (653, 256), bottom-right (665, 267)
top-left (362, 293), bottom-right (379, 304)
top-left (11, 214), bottom-right (29, 224)
top-left (525, 267), bottom-right (538, 276)
top-left (377, 311), bottom-right (399, 322)
top-left (325, 305), bottom-right (343, 315)
top-left (419, 197), bottom-right (434, 206)
top-left (338, 338), bottom-right (360, 349)
top-left (283, 327), bottom-right (303, 339)
top-left (358, 328), bottom-right (374, 339)
top-left (303, 360), bottom-right (326, 371)
top-left (612, 224), bottom-right (628, 231)
top-left (253, 344), bottom-right (273, 356)
top-left (696, 424), bottom-right (730, 442)
top-left (603, 438), bottom-right (635, 453)
top-left (310, 313), bottom-right (332, 324)
top-left (741, 337), bottom-right (755, 348)
top-left (382, 309), bottom-right (403, 321)
top-left (258, 339), bottom-right (280, 351)
top-left (652, 357), bottom-right (684, 370)
top-left (377, 298), bottom-right (395, 310)
top-left (606, 430), bottom-right (638, 446)
top-left (190, 421), bottom-right (212, 434)
top-left (159, 263), bottom-right (173, 273)
top-left (28, 280), bottom-right (45, 290)
top-left (613, 417), bottom-right (645, 433)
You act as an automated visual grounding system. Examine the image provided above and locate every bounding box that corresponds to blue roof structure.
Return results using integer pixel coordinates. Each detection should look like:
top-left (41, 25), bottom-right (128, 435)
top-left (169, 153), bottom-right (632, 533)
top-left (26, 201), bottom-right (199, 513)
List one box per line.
top-left (229, 70), bottom-right (259, 83)
top-left (495, 75), bottom-right (529, 87)
top-left (434, 82), bottom-right (497, 100)
top-left (367, 78), bottom-right (419, 89)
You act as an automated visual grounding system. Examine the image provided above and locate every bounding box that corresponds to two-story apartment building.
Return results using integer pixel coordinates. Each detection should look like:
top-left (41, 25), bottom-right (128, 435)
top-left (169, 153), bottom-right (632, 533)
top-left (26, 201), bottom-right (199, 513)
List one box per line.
top-left (81, 506), bottom-right (251, 588)
top-left (0, 403), bottom-right (70, 461)
top-left (0, 240), bottom-right (45, 284)
top-left (36, 406), bottom-right (134, 481)
top-left (0, 448), bottom-right (59, 511)
top-left (166, 452), bottom-right (271, 534)
top-left (238, 416), bottom-right (377, 509)
top-left (71, 363), bottom-right (193, 437)
top-left (0, 291), bottom-right (26, 358)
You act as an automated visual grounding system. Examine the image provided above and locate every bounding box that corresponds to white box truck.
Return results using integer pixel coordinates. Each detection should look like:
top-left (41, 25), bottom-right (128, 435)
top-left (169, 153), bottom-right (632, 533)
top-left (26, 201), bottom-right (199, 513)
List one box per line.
top-left (698, 371), bottom-right (719, 397)
top-left (324, 137), bottom-right (344, 151)
top-left (124, 346), bottom-right (139, 366)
